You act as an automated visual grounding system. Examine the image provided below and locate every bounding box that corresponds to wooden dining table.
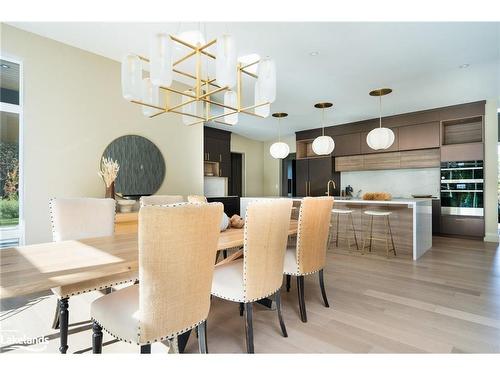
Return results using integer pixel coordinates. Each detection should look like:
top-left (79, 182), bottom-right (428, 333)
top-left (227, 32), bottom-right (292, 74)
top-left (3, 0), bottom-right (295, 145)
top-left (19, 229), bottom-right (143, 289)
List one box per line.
top-left (0, 220), bottom-right (298, 353)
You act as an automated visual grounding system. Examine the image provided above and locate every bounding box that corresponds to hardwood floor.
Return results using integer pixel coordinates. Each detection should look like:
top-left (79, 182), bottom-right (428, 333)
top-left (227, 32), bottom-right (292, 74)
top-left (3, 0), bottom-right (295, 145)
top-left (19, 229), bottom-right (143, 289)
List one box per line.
top-left (1, 236), bottom-right (498, 353)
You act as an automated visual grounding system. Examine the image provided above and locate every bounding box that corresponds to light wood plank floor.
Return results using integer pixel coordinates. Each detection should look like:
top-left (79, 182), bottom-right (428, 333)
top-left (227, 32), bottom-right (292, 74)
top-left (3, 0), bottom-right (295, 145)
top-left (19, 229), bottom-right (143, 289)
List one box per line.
top-left (1, 236), bottom-right (499, 353)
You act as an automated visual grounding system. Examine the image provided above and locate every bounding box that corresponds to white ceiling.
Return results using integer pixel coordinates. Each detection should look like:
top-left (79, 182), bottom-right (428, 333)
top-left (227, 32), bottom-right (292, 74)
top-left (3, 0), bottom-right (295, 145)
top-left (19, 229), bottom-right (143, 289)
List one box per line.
top-left (8, 22), bottom-right (500, 141)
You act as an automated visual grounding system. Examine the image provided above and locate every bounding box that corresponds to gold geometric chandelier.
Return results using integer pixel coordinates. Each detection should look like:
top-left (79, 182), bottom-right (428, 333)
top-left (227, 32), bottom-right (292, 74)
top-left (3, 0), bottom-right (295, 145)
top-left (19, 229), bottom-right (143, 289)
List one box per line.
top-left (121, 31), bottom-right (276, 126)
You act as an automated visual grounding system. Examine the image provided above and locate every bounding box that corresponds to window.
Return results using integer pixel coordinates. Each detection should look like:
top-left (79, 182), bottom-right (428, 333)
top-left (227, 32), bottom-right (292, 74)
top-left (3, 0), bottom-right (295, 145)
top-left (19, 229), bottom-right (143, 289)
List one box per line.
top-left (0, 57), bottom-right (23, 248)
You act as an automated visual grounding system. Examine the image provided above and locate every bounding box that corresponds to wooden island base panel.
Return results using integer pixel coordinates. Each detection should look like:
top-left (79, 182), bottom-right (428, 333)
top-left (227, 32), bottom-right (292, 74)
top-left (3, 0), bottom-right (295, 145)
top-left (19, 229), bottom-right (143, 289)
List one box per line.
top-left (331, 199), bottom-right (433, 260)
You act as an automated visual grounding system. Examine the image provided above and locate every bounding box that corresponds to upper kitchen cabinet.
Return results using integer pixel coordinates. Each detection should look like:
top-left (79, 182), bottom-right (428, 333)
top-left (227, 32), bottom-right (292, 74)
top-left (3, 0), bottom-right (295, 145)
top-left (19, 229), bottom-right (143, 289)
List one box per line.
top-left (398, 122), bottom-right (440, 150)
top-left (440, 115), bottom-right (484, 161)
top-left (330, 132), bottom-right (361, 156)
top-left (360, 127), bottom-right (399, 154)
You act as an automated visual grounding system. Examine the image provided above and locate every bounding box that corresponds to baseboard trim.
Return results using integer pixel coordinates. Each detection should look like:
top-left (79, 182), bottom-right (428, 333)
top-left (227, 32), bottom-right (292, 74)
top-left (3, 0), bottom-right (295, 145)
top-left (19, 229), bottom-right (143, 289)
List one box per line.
top-left (484, 233), bottom-right (499, 243)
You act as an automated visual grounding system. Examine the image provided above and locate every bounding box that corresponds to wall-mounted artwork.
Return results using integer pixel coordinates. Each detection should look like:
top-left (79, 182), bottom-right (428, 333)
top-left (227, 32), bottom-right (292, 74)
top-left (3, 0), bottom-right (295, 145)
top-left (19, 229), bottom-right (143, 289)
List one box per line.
top-left (102, 135), bottom-right (165, 197)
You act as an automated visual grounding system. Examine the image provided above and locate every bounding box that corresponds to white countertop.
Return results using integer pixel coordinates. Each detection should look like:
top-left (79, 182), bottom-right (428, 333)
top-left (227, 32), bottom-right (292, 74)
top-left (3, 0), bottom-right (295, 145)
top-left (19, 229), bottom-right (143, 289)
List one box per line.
top-left (330, 197), bottom-right (433, 206)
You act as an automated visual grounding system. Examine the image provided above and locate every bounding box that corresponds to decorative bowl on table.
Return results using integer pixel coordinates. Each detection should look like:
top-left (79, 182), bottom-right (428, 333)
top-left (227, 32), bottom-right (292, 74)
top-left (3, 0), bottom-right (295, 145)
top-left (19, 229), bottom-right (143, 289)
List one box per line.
top-left (117, 199), bottom-right (136, 213)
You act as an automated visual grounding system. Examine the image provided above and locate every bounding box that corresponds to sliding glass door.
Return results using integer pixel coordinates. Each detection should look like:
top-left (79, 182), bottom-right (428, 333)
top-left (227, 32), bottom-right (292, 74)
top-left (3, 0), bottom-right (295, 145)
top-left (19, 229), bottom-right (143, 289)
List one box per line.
top-left (0, 57), bottom-right (23, 247)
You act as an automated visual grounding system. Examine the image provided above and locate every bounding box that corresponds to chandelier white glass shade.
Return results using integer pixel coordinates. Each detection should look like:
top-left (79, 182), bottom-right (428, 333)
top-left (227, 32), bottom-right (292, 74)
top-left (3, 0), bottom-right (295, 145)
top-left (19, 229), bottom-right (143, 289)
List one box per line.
top-left (269, 112), bottom-right (290, 159)
top-left (216, 35), bottom-right (237, 89)
top-left (149, 33), bottom-right (173, 87)
top-left (312, 102), bottom-right (335, 156)
top-left (257, 57), bottom-right (276, 103)
top-left (270, 142), bottom-right (290, 159)
top-left (122, 32), bottom-right (275, 125)
top-left (254, 82), bottom-right (270, 118)
top-left (223, 90), bottom-right (238, 125)
top-left (121, 54), bottom-right (142, 101)
top-left (141, 78), bottom-right (160, 117)
top-left (366, 88), bottom-right (394, 150)
top-left (182, 89), bottom-right (197, 125)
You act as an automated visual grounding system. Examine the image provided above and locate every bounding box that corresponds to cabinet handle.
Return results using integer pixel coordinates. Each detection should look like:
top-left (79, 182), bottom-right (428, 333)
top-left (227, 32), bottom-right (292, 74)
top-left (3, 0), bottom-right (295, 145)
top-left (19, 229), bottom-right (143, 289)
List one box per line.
top-left (220, 167), bottom-right (222, 176)
top-left (219, 154), bottom-right (222, 162)
top-left (308, 181), bottom-right (311, 196)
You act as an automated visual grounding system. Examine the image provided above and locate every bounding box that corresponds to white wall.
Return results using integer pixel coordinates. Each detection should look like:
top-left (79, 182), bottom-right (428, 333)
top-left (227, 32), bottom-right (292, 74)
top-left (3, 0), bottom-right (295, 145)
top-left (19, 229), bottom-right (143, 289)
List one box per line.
top-left (483, 98), bottom-right (499, 242)
top-left (230, 133), bottom-right (264, 197)
top-left (340, 168), bottom-right (441, 198)
top-left (1, 24), bottom-right (204, 244)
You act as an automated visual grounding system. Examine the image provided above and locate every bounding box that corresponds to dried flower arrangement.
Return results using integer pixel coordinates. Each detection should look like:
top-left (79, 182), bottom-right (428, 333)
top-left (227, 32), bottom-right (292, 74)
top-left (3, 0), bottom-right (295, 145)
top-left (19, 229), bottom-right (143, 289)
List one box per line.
top-left (98, 157), bottom-right (120, 188)
top-left (362, 192), bottom-right (392, 201)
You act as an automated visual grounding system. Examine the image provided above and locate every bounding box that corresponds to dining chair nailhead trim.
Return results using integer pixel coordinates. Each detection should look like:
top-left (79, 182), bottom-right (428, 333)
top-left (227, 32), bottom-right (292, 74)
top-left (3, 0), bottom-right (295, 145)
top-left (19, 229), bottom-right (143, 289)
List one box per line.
top-left (54, 277), bottom-right (138, 299)
top-left (211, 287), bottom-right (281, 304)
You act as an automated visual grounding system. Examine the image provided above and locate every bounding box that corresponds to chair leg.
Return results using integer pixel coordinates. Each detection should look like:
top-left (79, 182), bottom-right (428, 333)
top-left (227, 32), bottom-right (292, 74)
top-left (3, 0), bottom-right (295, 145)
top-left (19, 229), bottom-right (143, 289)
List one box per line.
top-left (387, 216), bottom-right (396, 256)
top-left (286, 275), bottom-right (291, 292)
top-left (140, 344), bottom-right (151, 354)
top-left (58, 297), bottom-right (69, 354)
top-left (275, 290), bottom-right (288, 337)
top-left (319, 269), bottom-right (330, 308)
top-left (51, 300), bottom-right (60, 329)
top-left (223, 250), bottom-right (227, 259)
top-left (92, 321), bottom-right (103, 354)
top-left (239, 302), bottom-right (244, 316)
top-left (297, 276), bottom-right (307, 323)
top-left (244, 302), bottom-right (254, 353)
top-left (197, 320), bottom-right (208, 354)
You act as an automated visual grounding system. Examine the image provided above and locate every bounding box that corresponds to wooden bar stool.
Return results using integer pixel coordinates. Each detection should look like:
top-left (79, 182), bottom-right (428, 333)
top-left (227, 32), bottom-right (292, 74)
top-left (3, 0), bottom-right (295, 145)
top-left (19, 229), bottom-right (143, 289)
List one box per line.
top-left (329, 209), bottom-right (359, 251)
top-left (361, 210), bottom-right (396, 257)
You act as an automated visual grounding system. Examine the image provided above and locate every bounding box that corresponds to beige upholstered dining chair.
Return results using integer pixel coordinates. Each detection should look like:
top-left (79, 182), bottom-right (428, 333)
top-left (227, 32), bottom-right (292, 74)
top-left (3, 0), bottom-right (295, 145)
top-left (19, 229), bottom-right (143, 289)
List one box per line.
top-left (91, 202), bottom-right (223, 354)
top-left (49, 197), bottom-right (138, 354)
top-left (187, 195), bottom-right (208, 204)
top-left (211, 199), bottom-right (293, 353)
top-left (283, 196), bottom-right (334, 322)
top-left (139, 195), bottom-right (184, 206)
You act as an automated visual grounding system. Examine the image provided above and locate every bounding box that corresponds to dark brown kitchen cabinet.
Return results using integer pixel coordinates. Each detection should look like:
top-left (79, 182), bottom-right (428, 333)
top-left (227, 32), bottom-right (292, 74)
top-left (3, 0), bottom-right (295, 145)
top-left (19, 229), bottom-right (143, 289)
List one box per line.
top-left (204, 127), bottom-right (231, 177)
top-left (398, 122), bottom-right (440, 151)
top-left (331, 132), bottom-right (361, 156)
top-left (296, 157), bottom-right (337, 197)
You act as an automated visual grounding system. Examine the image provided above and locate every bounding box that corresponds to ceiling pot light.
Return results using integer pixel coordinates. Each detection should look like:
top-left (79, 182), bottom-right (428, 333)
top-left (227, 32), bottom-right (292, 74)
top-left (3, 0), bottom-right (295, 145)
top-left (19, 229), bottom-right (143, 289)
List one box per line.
top-left (309, 51), bottom-right (319, 56)
top-left (312, 102), bottom-right (335, 155)
top-left (366, 88), bottom-right (394, 150)
top-left (1, 64), bottom-right (10, 69)
top-left (459, 63), bottom-right (470, 69)
top-left (270, 112), bottom-right (290, 159)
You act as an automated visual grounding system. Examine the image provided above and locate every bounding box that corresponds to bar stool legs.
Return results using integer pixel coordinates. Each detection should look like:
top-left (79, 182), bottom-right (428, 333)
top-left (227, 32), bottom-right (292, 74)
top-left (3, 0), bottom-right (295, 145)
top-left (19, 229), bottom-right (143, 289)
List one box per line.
top-left (330, 211), bottom-right (359, 252)
top-left (361, 211), bottom-right (396, 257)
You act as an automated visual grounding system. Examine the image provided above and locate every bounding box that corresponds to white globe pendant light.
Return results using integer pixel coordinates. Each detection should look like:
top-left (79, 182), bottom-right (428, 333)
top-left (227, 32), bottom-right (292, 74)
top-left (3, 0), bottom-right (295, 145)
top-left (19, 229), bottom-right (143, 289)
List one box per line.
top-left (121, 54), bottom-right (142, 100)
top-left (311, 102), bottom-right (335, 155)
top-left (254, 81), bottom-right (270, 118)
top-left (269, 112), bottom-right (290, 159)
top-left (257, 57), bottom-right (276, 103)
top-left (366, 88), bottom-right (394, 150)
top-left (216, 34), bottom-right (237, 89)
top-left (223, 90), bottom-right (238, 125)
top-left (141, 78), bottom-right (160, 117)
top-left (149, 33), bottom-right (173, 87)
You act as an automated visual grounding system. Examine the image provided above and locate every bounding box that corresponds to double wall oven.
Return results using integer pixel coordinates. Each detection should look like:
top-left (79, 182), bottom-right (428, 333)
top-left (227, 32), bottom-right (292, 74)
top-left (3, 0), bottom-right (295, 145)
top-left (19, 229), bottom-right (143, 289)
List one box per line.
top-left (440, 160), bottom-right (484, 217)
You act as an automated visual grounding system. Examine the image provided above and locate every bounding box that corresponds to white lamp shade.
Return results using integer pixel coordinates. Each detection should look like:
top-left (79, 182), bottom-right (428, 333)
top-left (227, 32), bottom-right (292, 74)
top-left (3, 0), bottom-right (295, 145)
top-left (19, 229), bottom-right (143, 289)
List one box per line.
top-left (216, 35), bottom-right (237, 88)
top-left (254, 81), bottom-right (270, 118)
top-left (182, 89), bottom-right (197, 125)
top-left (150, 33), bottom-right (172, 87)
top-left (312, 135), bottom-right (335, 155)
top-left (257, 57), bottom-right (276, 103)
top-left (121, 54), bottom-right (142, 100)
top-left (223, 90), bottom-right (238, 125)
top-left (366, 127), bottom-right (395, 150)
top-left (141, 78), bottom-right (160, 117)
top-left (270, 142), bottom-right (290, 159)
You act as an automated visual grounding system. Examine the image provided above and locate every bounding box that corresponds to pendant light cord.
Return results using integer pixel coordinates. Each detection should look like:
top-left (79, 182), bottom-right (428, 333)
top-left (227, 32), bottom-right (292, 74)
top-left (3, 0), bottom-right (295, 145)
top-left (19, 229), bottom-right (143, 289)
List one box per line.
top-left (322, 108), bottom-right (325, 136)
top-left (278, 117), bottom-right (281, 142)
top-left (379, 95), bottom-right (382, 128)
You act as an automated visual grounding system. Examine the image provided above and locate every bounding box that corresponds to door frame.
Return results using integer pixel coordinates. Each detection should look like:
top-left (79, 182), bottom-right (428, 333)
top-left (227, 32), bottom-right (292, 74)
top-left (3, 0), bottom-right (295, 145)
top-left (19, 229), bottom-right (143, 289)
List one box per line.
top-left (1, 55), bottom-right (24, 245)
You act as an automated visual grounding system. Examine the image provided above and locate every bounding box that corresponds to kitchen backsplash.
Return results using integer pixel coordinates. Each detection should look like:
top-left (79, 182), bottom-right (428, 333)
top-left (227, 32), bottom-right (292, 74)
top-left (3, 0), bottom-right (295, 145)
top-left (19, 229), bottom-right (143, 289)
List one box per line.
top-left (341, 168), bottom-right (440, 198)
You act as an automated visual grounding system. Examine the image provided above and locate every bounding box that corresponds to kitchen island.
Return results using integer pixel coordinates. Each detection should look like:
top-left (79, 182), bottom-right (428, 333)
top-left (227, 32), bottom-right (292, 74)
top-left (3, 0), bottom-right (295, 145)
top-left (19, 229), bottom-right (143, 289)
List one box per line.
top-left (240, 197), bottom-right (432, 260)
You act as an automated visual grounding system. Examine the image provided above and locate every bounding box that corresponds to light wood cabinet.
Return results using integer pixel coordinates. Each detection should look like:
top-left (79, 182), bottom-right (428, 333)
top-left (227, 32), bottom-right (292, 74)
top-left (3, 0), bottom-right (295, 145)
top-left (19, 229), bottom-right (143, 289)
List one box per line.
top-left (398, 122), bottom-right (440, 150)
top-left (363, 152), bottom-right (400, 170)
top-left (441, 143), bottom-right (484, 162)
top-left (335, 148), bottom-right (440, 172)
top-left (400, 149), bottom-right (440, 168)
top-left (335, 155), bottom-right (364, 172)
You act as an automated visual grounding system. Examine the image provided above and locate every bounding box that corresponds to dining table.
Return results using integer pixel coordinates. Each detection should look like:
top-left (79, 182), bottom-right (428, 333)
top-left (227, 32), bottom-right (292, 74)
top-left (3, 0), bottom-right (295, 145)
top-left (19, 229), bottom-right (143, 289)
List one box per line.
top-left (0, 220), bottom-right (298, 353)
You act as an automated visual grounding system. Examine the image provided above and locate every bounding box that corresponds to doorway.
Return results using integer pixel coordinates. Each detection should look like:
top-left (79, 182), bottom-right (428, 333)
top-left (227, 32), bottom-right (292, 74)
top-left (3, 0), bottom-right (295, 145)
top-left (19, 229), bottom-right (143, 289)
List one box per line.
top-left (281, 153), bottom-right (296, 197)
top-left (229, 152), bottom-right (243, 197)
